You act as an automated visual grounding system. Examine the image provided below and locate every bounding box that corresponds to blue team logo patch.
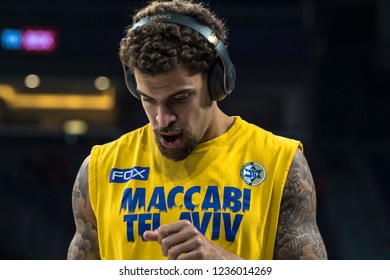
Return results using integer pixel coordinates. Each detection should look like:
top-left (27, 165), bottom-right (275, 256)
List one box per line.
top-left (109, 167), bottom-right (150, 183)
top-left (240, 162), bottom-right (266, 186)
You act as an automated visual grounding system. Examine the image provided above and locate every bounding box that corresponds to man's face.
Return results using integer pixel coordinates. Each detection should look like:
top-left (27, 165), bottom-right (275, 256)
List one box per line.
top-left (134, 66), bottom-right (214, 161)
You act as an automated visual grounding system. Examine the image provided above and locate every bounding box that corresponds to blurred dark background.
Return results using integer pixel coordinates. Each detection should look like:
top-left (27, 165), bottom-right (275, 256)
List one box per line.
top-left (0, 0), bottom-right (389, 260)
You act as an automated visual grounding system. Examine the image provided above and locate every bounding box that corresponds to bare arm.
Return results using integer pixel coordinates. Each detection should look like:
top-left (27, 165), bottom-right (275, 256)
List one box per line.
top-left (67, 156), bottom-right (100, 260)
top-left (273, 149), bottom-right (328, 260)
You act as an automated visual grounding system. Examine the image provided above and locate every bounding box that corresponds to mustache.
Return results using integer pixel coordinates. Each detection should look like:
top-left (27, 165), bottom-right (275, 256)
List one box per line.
top-left (153, 124), bottom-right (182, 134)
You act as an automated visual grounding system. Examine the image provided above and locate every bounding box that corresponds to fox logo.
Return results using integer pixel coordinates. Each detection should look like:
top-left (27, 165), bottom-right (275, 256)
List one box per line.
top-left (109, 167), bottom-right (150, 183)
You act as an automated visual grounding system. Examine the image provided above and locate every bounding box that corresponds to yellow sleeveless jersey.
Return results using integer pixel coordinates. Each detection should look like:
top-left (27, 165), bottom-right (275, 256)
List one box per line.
top-left (89, 116), bottom-right (302, 260)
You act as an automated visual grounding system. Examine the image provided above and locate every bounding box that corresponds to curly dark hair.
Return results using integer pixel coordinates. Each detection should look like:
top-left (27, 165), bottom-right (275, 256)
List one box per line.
top-left (119, 0), bottom-right (228, 75)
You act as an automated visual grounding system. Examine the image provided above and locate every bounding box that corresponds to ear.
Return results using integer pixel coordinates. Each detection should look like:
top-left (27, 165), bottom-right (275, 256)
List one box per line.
top-left (207, 62), bottom-right (226, 101)
top-left (123, 65), bottom-right (140, 99)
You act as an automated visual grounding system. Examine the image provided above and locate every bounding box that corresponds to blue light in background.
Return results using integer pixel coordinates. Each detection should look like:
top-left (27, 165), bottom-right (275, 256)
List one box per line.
top-left (1, 28), bottom-right (22, 50)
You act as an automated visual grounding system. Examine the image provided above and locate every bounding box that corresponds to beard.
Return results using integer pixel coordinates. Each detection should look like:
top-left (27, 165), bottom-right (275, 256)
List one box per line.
top-left (153, 124), bottom-right (199, 162)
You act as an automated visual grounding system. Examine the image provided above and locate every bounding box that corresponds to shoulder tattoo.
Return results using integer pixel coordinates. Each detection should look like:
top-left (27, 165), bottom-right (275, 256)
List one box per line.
top-left (274, 150), bottom-right (327, 260)
top-left (67, 157), bottom-right (100, 260)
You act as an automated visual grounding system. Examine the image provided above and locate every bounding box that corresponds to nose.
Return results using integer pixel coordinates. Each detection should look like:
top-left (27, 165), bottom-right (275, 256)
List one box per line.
top-left (156, 104), bottom-right (177, 127)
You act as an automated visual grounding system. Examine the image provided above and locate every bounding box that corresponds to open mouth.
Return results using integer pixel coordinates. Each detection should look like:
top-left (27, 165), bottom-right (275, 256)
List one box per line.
top-left (160, 133), bottom-right (181, 148)
top-left (162, 135), bottom-right (179, 141)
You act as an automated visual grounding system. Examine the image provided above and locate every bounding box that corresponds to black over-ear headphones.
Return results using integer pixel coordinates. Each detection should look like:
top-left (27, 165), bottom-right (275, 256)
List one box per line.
top-left (122, 12), bottom-right (236, 101)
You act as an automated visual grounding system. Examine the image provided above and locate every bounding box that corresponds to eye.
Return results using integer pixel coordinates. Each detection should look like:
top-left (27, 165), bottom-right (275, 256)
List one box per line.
top-left (142, 97), bottom-right (156, 104)
top-left (172, 93), bottom-right (191, 103)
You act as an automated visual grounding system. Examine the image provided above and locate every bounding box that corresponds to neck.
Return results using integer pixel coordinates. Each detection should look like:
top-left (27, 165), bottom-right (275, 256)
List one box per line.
top-left (200, 104), bottom-right (235, 143)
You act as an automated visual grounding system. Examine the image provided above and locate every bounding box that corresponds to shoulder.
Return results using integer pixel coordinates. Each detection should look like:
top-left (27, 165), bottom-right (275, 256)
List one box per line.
top-left (97, 124), bottom-right (151, 149)
top-left (240, 118), bottom-right (302, 149)
top-left (89, 125), bottom-right (152, 162)
top-left (285, 148), bottom-right (312, 192)
top-left (282, 149), bottom-right (315, 212)
top-left (68, 155), bottom-right (101, 259)
top-left (273, 148), bottom-right (328, 259)
top-left (74, 155), bottom-right (90, 198)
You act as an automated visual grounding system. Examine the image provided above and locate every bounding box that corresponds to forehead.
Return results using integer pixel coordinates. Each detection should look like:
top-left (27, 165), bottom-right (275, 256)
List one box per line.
top-left (134, 66), bottom-right (205, 97)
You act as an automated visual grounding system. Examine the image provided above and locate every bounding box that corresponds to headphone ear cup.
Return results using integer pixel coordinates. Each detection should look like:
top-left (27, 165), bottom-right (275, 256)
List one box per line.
top-left (208, 62), bottom-right (226, 101)
top-left (124, 68), bottom-right (140, 99)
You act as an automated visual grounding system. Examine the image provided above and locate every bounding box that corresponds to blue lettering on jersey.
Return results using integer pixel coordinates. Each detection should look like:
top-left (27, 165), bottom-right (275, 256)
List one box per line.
top-left (109, 167), bottom-right (150, 183)
top-left (120, 185), bottom-right (252, 243)
top-left (123, 213), bottom-right (160, 242)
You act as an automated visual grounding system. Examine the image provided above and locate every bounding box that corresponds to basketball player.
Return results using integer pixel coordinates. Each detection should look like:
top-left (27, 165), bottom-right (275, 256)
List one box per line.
top-left (67, 0), bottom-right (327, 260)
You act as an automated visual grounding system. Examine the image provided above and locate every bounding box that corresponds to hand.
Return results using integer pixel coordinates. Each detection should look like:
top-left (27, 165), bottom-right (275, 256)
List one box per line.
top-left (143, 220), bottom-right (243, 260)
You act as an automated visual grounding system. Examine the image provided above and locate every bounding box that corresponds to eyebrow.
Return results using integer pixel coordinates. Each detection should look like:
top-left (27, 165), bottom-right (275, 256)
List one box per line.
top-left (138, 88), bottom-right (193, 99)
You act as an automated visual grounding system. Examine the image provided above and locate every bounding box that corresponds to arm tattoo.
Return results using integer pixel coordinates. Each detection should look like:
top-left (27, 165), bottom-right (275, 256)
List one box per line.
top-left (274, 150), bottom-right (328, 260)
top-left (67, 157), bottom-right (100, 260)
